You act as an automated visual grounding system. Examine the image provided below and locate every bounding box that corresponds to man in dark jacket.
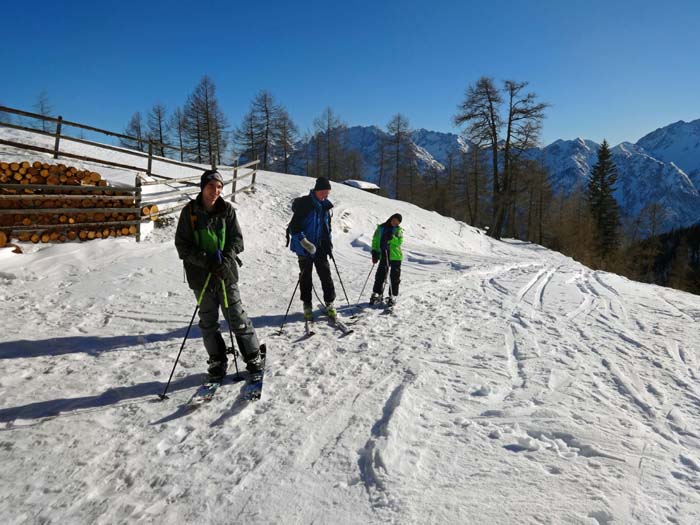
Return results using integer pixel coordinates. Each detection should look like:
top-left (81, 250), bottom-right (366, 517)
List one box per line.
top-left (288, 177), bottom-right (336, 320)
top-left (175, 169), bottom-right (263, 381)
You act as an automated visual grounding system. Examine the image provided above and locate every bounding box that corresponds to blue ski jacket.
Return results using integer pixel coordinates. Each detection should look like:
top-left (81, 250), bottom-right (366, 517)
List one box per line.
top-left (288, 191), bottom-right (333, 257)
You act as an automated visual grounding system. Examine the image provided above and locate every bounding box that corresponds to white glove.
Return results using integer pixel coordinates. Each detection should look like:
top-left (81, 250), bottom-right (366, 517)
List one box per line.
top-left (300, 237), bottom-right (316, 255)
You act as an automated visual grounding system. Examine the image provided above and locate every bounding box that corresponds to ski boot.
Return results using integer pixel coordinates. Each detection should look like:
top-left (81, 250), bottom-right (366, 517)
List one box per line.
top-left (245, 350), bottom-right (264, 374)
top-left (206, 358), bottom-right (228, 382)
top-left (369, 293), bottom-right (381, 305)
top-left (325, 301), bottom-right (337, 320)
top-left (303, 302), bottom-right (314, 321)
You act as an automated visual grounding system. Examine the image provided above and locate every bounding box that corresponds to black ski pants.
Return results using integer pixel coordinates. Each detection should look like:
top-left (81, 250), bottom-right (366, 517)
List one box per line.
top-left (373, 258), bottom-right (401, 296)
top-left (298, 254), bottom-right (336, 304)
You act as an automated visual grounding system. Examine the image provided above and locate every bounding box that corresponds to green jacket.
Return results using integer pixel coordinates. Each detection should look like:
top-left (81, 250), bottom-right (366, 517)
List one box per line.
top-left (372, 224), bottom-right (403, 261)
top-left (175, 194), bottom-right (244, 290)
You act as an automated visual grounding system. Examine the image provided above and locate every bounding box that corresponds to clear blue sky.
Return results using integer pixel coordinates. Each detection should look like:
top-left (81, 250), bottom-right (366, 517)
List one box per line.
top-left (2, 0), bottom-right (698, 146)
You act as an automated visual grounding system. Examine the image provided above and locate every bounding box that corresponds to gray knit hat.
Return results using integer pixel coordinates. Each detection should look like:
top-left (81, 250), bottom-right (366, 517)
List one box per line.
top-left (200, 170), bottom-right (224, 190)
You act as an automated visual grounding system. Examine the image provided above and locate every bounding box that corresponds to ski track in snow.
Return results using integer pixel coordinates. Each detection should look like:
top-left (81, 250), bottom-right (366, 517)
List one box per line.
top-left (0, 161), bottom-right (700, 523)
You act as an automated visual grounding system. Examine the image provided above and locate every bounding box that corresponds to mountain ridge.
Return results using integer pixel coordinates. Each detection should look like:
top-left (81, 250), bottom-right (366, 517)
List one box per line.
top-left (290, 119), bottom-right (700, 231)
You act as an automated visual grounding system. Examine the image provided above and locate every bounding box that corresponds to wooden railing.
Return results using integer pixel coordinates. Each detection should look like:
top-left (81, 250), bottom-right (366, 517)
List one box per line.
top-left (0, 105), bottom-right (260, 243)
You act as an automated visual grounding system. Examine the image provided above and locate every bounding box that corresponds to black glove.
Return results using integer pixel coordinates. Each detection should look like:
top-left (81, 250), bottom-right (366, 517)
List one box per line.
top-left (371, 250), bottom-right (379, 264)
top-left (208, 262), bottom-right (226, 279)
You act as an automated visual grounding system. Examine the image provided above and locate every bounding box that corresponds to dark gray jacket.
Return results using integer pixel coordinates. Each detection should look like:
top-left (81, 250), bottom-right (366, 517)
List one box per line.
top-left (175, 194), bottom-right (243, 290)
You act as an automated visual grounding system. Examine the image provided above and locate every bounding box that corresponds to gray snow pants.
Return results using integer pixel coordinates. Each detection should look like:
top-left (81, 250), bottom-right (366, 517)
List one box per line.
top-left (193, 281), bottom-right (260, 363)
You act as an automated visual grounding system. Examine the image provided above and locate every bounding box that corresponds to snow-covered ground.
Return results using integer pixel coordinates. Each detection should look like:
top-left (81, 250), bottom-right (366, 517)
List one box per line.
top-left (2, 134), bottom-right (700, 523)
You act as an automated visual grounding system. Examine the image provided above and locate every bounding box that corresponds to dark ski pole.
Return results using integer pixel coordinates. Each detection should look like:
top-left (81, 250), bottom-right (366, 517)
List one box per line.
top-left (157, 274), bottom-right (212, 400)
top-left (383, 250), bottom-right (396, 305)
top-left (313, 285), bottom-right (335, 318)
top-left (379, 249), bottom-right (394, 299)
top-left (213, 249), bottom-right (240, 378)
top-left (220, 279), bottom-right (241, 378)
top-left (328, 251), bottom-right (350, 306)
top-left (278, 259), bottom-right (311, 334)
top-left (278, 277), bottom-right (301, 335)
top-left (356, 261), bottom-right (376, 306)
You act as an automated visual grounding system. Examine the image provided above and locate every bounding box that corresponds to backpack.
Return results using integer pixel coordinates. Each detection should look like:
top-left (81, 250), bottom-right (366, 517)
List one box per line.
top-left (285, 197), bottom-right (302, 247)
top-left (284, 195), bottom-right (333, 247)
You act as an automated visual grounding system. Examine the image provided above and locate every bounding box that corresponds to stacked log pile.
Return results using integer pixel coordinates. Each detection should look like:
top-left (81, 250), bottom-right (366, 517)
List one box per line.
top-left (0, 161), bottom-right (157, 244)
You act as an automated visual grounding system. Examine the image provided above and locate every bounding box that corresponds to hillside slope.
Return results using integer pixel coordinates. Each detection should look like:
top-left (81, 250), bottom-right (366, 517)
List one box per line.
top-left (1, 163), bottom-right (700, 523)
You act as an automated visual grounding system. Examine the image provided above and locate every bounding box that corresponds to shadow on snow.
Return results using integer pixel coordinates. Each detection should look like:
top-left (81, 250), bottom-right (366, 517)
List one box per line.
top-left (0, 310), bottom-right (314, 360)
top-left (0, 327), bottom-right (200, 360)
top-left (0, 374), bottom-right (205, 424)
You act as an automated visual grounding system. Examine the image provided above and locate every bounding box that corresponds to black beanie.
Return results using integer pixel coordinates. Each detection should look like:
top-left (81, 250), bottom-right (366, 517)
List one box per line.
top-left (390, 213), bottom-right (402, 224)
top-left (200, 170), bottom-right (224, 190)
top-left (313, 177), bottom-right (331, 191)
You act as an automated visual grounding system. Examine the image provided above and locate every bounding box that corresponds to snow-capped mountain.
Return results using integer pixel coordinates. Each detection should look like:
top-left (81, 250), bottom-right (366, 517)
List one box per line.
top-left (291, 118), bottom-right (700, 232)
top-left (637, 119), bottom-right (700, 187)
top-left (538, 139), bottom-right (700, 230)
top-left (410, 128), bottom-right (470, 168)
top-left (538, 138), bottom-right (601, 193)
top-left (611, 142), bottom-right (700, 227)
top-left (290, 126), bottom-right (462, 186)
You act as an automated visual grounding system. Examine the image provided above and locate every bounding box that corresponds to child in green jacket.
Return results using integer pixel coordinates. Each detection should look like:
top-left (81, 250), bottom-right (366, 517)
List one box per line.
top-left (370, 213), bottom-right (403, 306)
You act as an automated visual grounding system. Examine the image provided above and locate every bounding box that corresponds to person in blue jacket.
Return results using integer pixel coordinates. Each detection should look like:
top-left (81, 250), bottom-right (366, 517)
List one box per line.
top-left (288, 177), bottom-right (336, 320)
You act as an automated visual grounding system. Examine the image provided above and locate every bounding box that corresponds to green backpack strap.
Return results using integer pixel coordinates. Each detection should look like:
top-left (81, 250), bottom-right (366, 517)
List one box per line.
top-left (189, 200), bottom-right (225, 253)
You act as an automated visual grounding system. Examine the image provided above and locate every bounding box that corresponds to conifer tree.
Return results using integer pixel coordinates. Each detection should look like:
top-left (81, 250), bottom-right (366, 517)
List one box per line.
top-left (587, 139), bottom-right (621, 262)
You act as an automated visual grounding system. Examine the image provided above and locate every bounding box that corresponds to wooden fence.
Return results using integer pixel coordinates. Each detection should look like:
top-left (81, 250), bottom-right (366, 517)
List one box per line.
top-left (0, 105), bottom-right (260, 244)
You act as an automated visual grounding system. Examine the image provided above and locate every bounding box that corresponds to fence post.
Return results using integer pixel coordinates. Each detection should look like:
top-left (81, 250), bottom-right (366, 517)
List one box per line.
top-left (251, 159), bottom-right (258, 187)
top-left (147, 140), bottom-right (153, 177)
top-left (231, 160), bottom-right (238, 202)
top-left (53, 116), bottom-right (63, 159)
top-left (135, 174), bottom-right (142, 242)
